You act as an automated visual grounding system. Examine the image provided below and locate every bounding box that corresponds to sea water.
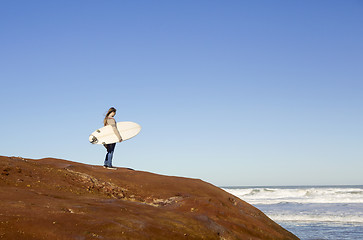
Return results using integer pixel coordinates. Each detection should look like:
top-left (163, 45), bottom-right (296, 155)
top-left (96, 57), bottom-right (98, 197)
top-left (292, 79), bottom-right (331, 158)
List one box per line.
top-left (222, 185), bottom-right (363, 240)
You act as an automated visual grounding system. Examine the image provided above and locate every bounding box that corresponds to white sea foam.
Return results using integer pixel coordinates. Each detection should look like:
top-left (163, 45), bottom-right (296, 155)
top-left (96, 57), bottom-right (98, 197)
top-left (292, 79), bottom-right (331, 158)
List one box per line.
top-left (267, 213), bottom-right (363, 224)
top-left (223, 187), bottom-right (363, 204)
top-left (223, 186), bottom-right (363, 226)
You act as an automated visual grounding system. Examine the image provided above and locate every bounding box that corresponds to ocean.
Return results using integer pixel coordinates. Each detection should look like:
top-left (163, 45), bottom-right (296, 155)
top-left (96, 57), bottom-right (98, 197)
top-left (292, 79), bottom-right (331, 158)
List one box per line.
top-left (222, 185), bottom-right (363, 240)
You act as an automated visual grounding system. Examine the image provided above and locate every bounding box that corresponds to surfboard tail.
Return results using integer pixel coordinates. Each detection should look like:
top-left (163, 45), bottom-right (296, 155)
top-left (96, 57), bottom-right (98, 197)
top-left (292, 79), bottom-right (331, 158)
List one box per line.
top-left (89, 135), bottom-right (98, 144)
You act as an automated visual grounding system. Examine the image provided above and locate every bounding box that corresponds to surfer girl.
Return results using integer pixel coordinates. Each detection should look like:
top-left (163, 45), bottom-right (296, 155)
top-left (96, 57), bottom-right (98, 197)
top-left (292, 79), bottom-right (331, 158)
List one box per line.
top-left (103, 107), bottom-right (123, 169)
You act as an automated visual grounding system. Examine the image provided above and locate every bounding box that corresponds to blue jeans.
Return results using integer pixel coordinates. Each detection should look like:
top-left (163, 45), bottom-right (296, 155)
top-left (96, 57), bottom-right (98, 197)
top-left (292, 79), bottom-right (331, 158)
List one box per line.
top-left (104, 143), bottom-right (116, 167)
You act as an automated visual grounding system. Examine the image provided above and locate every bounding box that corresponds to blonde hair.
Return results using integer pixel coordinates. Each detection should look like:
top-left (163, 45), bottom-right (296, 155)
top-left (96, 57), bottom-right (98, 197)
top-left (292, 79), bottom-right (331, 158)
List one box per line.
top-left (104, 107), bottom-right (116, 126)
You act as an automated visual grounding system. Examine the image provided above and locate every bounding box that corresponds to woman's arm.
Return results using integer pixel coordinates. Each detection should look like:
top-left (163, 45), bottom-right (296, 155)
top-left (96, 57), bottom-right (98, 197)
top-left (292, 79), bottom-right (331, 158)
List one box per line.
top-left (108, 118), bottom-right (123, 142)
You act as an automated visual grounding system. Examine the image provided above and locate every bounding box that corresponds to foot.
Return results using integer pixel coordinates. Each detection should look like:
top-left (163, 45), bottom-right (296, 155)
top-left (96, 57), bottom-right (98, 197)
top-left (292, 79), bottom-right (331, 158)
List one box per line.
top-left (104, 165), bottom-right (117, 170)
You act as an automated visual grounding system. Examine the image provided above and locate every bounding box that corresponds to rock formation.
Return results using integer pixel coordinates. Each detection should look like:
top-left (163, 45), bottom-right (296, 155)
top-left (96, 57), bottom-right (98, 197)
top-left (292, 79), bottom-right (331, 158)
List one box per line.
top-left (0, 156), bottom-right (299, 239)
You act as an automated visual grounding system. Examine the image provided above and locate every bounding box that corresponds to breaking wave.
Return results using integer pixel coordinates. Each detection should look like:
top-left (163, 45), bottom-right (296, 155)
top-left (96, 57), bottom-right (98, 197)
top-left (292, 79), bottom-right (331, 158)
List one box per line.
top-left (223, 186), bottom-right (363, 204)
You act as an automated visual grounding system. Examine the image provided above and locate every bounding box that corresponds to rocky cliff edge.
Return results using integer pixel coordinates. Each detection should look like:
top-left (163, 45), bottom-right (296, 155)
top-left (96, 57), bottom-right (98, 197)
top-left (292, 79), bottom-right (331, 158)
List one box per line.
top-left (0, 156), bottom-right (299, 240)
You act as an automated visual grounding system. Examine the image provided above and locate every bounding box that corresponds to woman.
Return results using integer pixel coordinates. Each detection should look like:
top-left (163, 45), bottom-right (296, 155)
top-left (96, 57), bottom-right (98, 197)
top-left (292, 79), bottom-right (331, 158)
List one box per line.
top-left (103, 107), bottom-right (123, 170)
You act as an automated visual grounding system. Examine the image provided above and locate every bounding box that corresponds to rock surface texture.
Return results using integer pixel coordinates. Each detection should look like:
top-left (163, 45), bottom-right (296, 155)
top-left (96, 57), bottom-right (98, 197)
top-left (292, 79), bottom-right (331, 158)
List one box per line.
top-left (0, 156), bottom-right (299, 240)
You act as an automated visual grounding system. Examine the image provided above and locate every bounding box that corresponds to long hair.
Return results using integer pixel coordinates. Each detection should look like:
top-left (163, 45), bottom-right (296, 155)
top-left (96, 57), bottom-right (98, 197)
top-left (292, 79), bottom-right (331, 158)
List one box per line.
top-left (104, 107), bottom-right (116, 126)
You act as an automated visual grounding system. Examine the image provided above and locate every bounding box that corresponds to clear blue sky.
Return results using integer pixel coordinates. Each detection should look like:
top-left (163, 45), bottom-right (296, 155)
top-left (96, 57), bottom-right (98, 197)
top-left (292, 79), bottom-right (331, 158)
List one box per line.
top-left (1, 1), bottom-right (362, 186)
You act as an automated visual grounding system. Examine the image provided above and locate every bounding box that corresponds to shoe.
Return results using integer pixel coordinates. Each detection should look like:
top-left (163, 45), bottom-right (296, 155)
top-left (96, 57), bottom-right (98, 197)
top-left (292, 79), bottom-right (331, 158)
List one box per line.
top-left (105, 166), bottom-right (117, 170)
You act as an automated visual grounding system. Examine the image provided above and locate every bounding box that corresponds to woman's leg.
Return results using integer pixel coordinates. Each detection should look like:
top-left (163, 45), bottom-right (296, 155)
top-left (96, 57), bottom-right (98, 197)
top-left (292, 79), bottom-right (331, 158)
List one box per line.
top-left (108, 143), bottom-right (116, 166)
top-left (104, 145), bottom-right (110, 167)
top-left (104, 143), bottom-right (116, 167)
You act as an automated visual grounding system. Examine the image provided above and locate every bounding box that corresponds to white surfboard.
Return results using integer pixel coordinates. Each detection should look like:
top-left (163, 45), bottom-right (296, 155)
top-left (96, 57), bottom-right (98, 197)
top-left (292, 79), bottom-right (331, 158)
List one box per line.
top-left (89, 121), bottom-right (141, 145)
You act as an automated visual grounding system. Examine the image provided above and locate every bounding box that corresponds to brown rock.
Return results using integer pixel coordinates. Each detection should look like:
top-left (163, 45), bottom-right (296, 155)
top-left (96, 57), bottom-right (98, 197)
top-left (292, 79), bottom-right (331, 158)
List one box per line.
top-left (0, 156), bottom-right (299, 240)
